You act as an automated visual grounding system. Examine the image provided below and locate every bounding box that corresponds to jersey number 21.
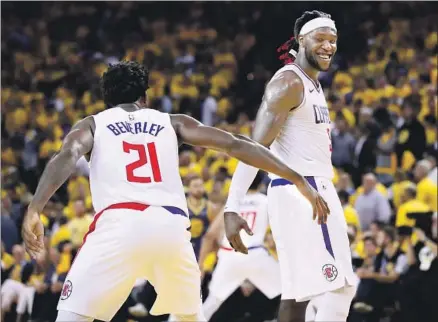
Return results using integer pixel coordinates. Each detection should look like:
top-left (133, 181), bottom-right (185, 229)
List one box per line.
top-left (123, 141), bottom-right (162, 183)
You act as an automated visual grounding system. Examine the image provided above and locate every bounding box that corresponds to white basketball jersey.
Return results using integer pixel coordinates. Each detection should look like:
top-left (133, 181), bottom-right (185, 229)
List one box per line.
top-left (89, 107), bottom-right (189, 221)
top-left (269, 63), bottom-right (334, 179)
top-left (221, 192), bottom-right (269, 249)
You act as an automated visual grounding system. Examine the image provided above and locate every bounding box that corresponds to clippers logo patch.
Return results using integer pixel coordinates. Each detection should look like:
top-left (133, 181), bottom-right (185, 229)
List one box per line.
top-left (60, 280), bottom-right (73, 300)
top-left (322, 264), bottom-right (338, 282)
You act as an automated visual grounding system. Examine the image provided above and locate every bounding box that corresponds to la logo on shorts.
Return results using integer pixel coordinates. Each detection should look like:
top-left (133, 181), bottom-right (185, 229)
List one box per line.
top-left (60, 280), bottom-right (73, 300)
top-left (322, 264), bottom-right (338, 282)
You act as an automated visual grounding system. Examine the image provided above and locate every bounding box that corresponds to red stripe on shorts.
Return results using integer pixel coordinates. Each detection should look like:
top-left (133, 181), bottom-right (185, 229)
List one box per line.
top-left (69, 202), bottom-right (150, 270)
top-left (82, 202), bottom-right (150, 245)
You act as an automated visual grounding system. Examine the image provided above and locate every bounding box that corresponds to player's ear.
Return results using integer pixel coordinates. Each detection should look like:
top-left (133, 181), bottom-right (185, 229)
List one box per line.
top-left (298, 36), bottom-right (304, 47)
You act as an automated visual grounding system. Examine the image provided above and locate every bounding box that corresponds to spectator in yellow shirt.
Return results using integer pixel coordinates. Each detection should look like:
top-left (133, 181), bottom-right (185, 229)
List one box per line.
top-left (414, 160), bottom-right (438, 211)
top-left (67, 200), bottom-right (93, 249)
top-left (50, 216), bottom-right (72, 248)
top-left (396, 184), bottom-right (431, 227)
top-left (388, 169), bottom-right (414, 210)
top-left (338, 190), bottom-right (361, 231)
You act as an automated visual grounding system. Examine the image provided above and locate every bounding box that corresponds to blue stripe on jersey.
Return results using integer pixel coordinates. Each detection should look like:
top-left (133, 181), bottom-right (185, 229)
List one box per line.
top-left (270, 177), bottom-right (335, 259)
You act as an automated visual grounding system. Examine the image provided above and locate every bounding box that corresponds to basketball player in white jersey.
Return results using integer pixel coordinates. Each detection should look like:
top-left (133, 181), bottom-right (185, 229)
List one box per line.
top-left (224, 11), bottom-right (358, 322)
top-left (198, 172), bottom-right (280, 321)
top-left (21, 61), bottom-right (329, 322)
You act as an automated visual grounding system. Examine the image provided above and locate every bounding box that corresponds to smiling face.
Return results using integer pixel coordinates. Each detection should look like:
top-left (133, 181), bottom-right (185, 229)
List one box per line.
top-left (300, 27), bottom-right (337, 71)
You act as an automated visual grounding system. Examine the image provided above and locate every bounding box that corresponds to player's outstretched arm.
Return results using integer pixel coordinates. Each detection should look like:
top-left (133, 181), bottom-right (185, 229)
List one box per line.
top-left (171, 113), bottom-right (305, 186)
top-left (23, 117), bottom-right (94, 258)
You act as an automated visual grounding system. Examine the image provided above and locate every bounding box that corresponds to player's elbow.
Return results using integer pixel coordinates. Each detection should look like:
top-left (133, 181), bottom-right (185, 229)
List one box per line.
top-left (57, 146), bottom-right (82, 163)
top-left (225, 134), bottom-right (255, 156)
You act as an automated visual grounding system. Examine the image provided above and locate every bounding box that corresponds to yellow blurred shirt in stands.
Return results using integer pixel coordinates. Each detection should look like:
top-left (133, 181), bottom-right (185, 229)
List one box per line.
top-left (68, 215), bottom-right (93, 248)
top-left (217, 97), bottom-right (232, 119)
top-left (396, 199), bottom-right (430, 227)
top-left (214, 52), bottom-right (236, 69)
top-left (39, 139), bottom-right (62, 159)
top-left (352, 89), bottom-right (378, 106)
top-left (333, 71), bottom-right (353, 89)
top-left (329, 108), bottom-right (356, 127)
top-left (376, 85), bottom-right (396, 100)
top-left (51, 225), bottom-right (72, 248)
top-left (67, 176), bottom-right (91, 202)
top-left (28, 273), bottom-right (44, 287)
top-left (210, 73), bottom-right (229, 97)
top-left (425, 32), bottom-right (437, 49)
top-left (57, 252), bottom-right (72, 275)
top-left (36, 112), bottom-right (59, 130)
top-left (344, 205), bottom-right (361, 231)
top-left (390, 180), bottom-right (414, 209)
top-left (1, 252), bottom-right (15, 270)
top-left (417, 177), bottom-right (438, 211)
top-left (171, 83), bottom-right (199, 99)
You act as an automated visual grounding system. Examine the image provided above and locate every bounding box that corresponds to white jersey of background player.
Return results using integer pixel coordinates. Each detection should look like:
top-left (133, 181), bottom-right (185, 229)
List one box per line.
top-left (21, 62), bottom-right (329, 322)
top-left (198, 173), bottom-right (281, 321)
top-left (223, 11), bottom-right (358, 322)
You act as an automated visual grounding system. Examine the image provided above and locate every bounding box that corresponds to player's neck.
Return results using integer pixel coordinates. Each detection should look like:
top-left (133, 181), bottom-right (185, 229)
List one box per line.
top-left (117, 102), bottom-right (143, 112)
top-left (294, 54), bottom-right (320, 83)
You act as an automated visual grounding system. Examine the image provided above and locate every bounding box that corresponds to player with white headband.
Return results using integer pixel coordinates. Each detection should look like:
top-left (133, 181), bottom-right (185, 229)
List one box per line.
top-left (223, 10), bottom-right (358, 322)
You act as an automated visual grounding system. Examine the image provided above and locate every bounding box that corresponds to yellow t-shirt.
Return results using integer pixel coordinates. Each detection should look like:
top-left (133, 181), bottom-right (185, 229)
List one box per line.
top-left (68, 216), bottom-right (93, 248)
top-left (396, 199), bottom-right (431, 227)
top-left (417, 177), bottom-right (438, 211)
top-left (333, 71), bottom-right (353, 89)
top-left (67, 176), bottom-right (91, 202)
top-left (39, 139), bottom-right (62, 159)
top-left (344, 205), bottom-right (361, 230)
top-left (390, 180), bottom-right (414, 209)
top-left (1, 252), bottom-right (15, 270)
top-left (50, 225), bottom-right (72, 248)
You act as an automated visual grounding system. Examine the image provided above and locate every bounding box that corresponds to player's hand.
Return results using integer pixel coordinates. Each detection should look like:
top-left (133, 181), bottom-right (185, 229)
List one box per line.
top-left (224, 212), bottom-right (253, 254)
top-left (22, 208), bottom-right (45, 259)
top-left (295, 180), bottom-right (330, 224)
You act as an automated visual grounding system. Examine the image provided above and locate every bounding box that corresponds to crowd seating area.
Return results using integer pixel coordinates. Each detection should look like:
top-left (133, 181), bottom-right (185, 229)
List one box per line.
top-left (1, 2), bottom-right (437, 322)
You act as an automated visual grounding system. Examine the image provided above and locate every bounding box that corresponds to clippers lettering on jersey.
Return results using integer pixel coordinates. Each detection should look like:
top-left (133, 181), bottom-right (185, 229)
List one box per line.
top-left (107, 122), bottom-right (165, 137)
top-left (313, 105), bottom-right (331, 124)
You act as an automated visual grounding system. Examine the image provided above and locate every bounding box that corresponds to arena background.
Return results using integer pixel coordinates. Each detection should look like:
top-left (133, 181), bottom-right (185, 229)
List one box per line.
top-left (1, 1), bottom-right (437, 322)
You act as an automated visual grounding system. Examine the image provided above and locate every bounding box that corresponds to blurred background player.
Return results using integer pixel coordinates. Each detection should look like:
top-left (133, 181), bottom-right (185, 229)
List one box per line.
top-left (186, 175), bottom-right (221, 260)
top-left (199, 171), bottom-right (281, 322)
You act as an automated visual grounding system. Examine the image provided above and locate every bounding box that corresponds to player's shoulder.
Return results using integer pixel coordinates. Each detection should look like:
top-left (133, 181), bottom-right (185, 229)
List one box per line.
top-left (265, 65), bottom-right (304, 102)
top-left (269, 64), bottom-right (303, 88)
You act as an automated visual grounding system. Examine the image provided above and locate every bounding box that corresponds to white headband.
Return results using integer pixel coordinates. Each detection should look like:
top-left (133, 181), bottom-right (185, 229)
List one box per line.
top-left (299, 17), bottom-right (337, 36)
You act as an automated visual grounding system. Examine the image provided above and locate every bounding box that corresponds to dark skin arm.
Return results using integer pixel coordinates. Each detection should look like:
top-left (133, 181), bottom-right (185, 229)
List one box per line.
top-left (171, 73), bottom-right (329, 253)
top-left (198, 208), bottom-right (225, 279)
top-left (22, 117), bottom-right (95, 258)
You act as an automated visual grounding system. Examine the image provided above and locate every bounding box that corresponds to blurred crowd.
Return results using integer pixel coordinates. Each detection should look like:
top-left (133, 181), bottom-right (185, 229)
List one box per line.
top-left (1, 2), bottom-right (437, 322)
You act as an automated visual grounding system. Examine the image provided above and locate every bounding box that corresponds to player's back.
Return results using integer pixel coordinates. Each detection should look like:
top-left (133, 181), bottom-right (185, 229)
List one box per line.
top-left (221, 192), bottom-right (269, 249)
top-left (89, 107), bottom-right (188, 216)
top-left (269, 63), bottom-right (334, 179)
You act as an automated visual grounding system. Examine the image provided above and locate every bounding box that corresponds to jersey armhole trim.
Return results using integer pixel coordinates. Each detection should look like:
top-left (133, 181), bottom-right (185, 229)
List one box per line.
top-left (88, 115), bottom-right (99, 165)
top-left (289, 84), bottom-right (306, 113)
